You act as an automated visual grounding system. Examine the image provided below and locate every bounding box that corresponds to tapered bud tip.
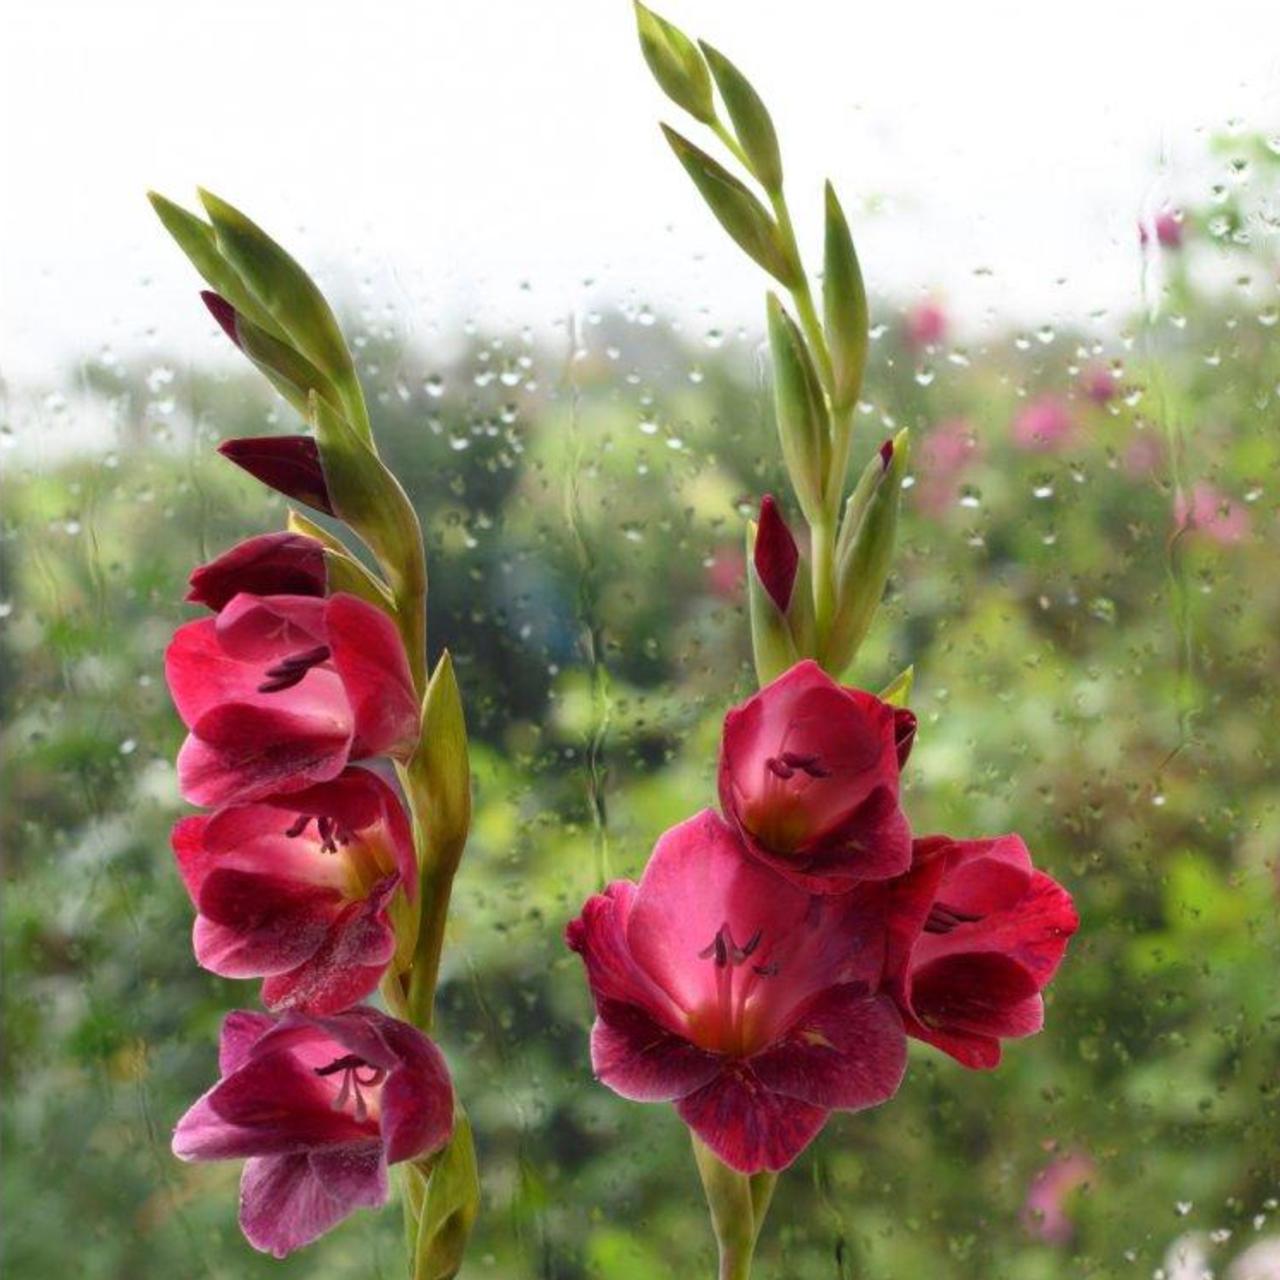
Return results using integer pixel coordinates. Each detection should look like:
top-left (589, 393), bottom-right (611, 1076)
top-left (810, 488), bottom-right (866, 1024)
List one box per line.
top-left (200, 291), bottom-right (242, 350)
top-left (879, 439), bottom-right (894, 470)
top-left (754, 495), bottom-right (799, 613)
top-left (218, 435), bottom-right (335, 516)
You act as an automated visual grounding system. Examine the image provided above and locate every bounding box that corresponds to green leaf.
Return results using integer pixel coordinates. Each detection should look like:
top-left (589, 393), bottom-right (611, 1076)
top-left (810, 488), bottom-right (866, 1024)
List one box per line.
top-left (147, 192), bottom-right (284, 340)
top-left (410, 1110), bottom-right (479, 1280)
top-left (879, 664), bottom-right (914, 707)
top-left (414, 651), bottom-right (471, 877)
top-left (662, 126), bottom-right (797, 286)
top-left (823, 182), bottom-right (869, 411)
top-left (198, 189), bottom-right (371, 440)
top-left (285, 508), bottom-right (395, 610)
top-left (835, 441), bottom-right (887, 565)
top-left (825, 429), bottom-right (909, 674)
top-left (746, 520), bottom-right (799, 686)
top-left (699, 41), bottom-right (782, 193)
top-left (308, 392), bottom-right (425, 607)
top-left (766, 293), bottom-right (829, 522)
top-left (633, 1), bottom-right (715, 124)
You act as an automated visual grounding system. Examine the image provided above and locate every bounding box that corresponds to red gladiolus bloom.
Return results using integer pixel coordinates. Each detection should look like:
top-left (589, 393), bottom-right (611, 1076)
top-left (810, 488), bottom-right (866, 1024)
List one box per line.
top-left (173, 1006), bottom-right (453, 1258)
top-left (172, 767), bottom-right (416, 1014)
top-left (166, 591), bottom-right (419, 808)
top-left (186, 532), bottom-right (328, 611)
top-left (566, 810), bottom-right (906, 1173)
top-left (717, 660), bottom-right (913, 893)
top-left (885, 834), bottom-right (1078, 1069)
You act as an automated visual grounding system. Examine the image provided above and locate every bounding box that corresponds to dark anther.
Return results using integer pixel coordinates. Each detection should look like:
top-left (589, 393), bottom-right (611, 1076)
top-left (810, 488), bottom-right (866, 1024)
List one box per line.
top-left (753, 962), bottom-right (781, 977)
top-left (285, 813), bottom-right (311, 839)
top-left (700, 924), bottom-right (766, 969)
top-left (257, 644), bottom-right (331, 693)
top-left (766, 757), bottom-right (795, 779)
top-left (314, 1053), bottom-right (368, 1077)
top-left (738, 929), bottom-right (762, 959)
top-left (779, 751), bottom-right (830, 778)
top-left (924, 902), bottom-right (983, 935)
top-left (315, 1053), bottom-right (387, 1124)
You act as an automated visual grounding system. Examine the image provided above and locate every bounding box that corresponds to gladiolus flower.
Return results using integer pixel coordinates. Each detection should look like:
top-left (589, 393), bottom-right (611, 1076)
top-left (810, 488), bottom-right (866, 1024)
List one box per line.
top-left (1081, 364), bottom-right (1118, 406)
top-left (754, 495), bottom-right (799, 612)
top-left (166, 591), bottom-right (419, 808)
top-left (1012, 395), bottom-right (1075, 453)
top-left (219, 435), bottom-right (336, 516)
top-left (186, 532), bottom-right (328, 611)
top-left (717, 660), bottom-right (913, 893)
top-left (172, 767), bottom-right (416, 1013)
top-left (172, 1006), bottom-right (453, 1257)
top-left (565, 810), bottom-right (906, 1173)
top-left (885, 834), bottom-right (1078, 1069)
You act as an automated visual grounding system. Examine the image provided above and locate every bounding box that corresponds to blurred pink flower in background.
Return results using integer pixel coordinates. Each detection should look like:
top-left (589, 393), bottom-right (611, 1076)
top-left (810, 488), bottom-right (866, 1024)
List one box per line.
top-left (1012, 395), bottom-right (1076, 453)
top-left (1124, 431), bottom-right (1164, 477)
top-left (916, 417), bottom-right (982, 516)
top-left (1021, 1150), bottom-right (1094, 1244)
top-left (1175, 482), bottom-right (1250, 545)
top-left (1139, 210), bottom-right (1184, 250)
top-left (905, 300), bottom-right (947, 349)
top-left (705, 546), bottom-right (745, 599)
top-left (1231, 1238), bottom-right (1280, 1280)
top-left (1081, 364), bottom-right (1118, 406)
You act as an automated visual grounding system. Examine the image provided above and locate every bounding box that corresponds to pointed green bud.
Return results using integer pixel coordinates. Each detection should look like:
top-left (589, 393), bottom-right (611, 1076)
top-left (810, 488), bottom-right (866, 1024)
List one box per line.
top-left (825, 430), bottom-right (908, 674)
top-left (766, 294), bottom-right (829, 522)
top-left (308, 392), bottom-right (425, 604)
top-left (633, 2), bottom-right (715, 124)
top-left (879, 664), bottom-right (914, 708)
top-left (285, 508), bottom-right (396, 612)
top-left (835, 436), bottom-right (890, 565)
top-left (415, 651), bottom-right (471, 876)
top-left (823, 182), bottom-right (869, 410)
top-left (410, 1109), bottom-right (480, 1280)
top-left (746, 519), bottom-right (799, 686)
top-left (148, 192), bottom-right (284, 340)
top-left (205, 292), bottom-right (345, 421)
top-left (197, 189), bottom-right (371, 440)
top-left (699, 41), bottom-right (782, 193)
top-left (662, 126), bottom-right (797, 286)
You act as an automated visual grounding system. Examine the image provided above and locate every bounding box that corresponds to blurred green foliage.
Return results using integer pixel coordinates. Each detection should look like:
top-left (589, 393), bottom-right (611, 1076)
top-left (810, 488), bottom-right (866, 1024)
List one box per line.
top-left (3, 145), bottom-right (1280, 1278)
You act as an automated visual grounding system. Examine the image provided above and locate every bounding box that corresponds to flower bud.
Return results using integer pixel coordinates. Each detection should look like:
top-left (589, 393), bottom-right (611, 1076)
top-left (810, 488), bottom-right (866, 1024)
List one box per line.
top-left (753, 495), bottom-right (798, 612)
top-left (766, 294), bottom-right (829, 523)
top-left (633, 1), bottom-right (716, 125)
top-left (823, 182), bottom-right (868, 410)
top-left (186, 531), bottom-right (327, 610)
top-left (826, 430), bottom-right (908, 674)
top-left (699, 41), bottom-right (782, 193)
top-left (218, 435), bottom-right (336, 516)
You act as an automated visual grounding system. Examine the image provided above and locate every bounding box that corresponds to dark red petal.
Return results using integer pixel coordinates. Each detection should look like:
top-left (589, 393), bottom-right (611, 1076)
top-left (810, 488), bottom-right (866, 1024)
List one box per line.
top-left (893, 707), bottom-right (917, 767)
top-left (187, 532), bottom-right (328, 611)
top-left (324, 594), bottom-right (420, 760)
top-left (590, 1000), bottom-right (722, 1102)
top-left (750, 988), bottom-right (906, 1112)
top-left (373, 1015), bottom-right (455, 1166)
top-left (218, 1009), bottom-right (277, 1077)
top-left (676, 1066), bottom-right (829, 1174)
top-left (201, 291), bottom-right (243, 350)
top-left (238, 1151), bottom-right (366, 1258)
top-left (753, 495), bottom-right (799, 613)
top-left (219, 435), bottom-right (336, 516)
top-left (911, 951), bottom-right (1043, 1044)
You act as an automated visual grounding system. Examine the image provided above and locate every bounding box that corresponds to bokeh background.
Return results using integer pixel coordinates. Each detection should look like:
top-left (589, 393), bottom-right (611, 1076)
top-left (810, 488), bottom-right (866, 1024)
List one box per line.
top-left (4, 3), bottom-right (1280, 1277)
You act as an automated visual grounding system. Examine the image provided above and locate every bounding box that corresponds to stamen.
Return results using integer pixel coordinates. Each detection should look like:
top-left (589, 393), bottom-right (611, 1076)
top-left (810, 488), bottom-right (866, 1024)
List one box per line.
top-left (779, 751), bottom-right (830, 778)
top-left (753, 961), bottom-right (780, 977)
top-left (285, 813), bottom-right (311, 839)
top-left (315, 1054), bottom-right (386, 1122)
top-left (257, 644), bottom-right (331, 693)
top-left (765, 757), bottom-right (795, 779)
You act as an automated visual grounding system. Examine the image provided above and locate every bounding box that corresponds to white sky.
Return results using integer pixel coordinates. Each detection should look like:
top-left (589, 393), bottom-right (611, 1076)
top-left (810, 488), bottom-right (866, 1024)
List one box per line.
top-left (3, 0), bottom-right (1279, 388)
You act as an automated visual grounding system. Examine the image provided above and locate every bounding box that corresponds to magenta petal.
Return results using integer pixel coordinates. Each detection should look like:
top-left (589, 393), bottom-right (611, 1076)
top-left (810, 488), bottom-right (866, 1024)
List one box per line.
top-left (218, 1010), bottom-right (277, 1076)
top-left (238, 1153), bottom-right (354, 1258)
top-left (590, 1001), bottom-right (722, 1102)
top-left (179, 703), bottom-right (350, 807)
top-left (308, 1140), bottom-right (388, 1209)
top-left (219, 435), bottom-right (336, 517)
top-left (186, 532), bottom-right (327, 611)
top-left (375, 1017), bottom-right (455, 1165)
top-left (261, 885), bottom-right (398, 1015)
top-left (912, 952), bottom-right (1042, 1039)
top-left (750, 988), bottom-right (905, 1111)
top-left (676, 1067), bottom-right (829, 1174)
top-left (324, 594), bottom-right (420, 759)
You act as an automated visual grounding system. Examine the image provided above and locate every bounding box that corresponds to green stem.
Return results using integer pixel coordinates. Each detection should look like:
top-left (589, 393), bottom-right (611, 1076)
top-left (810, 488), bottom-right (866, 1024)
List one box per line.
top-left (810, 515), bottom-right (837, 646)
top-left (405, 862), bottom-right (454, 1033)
